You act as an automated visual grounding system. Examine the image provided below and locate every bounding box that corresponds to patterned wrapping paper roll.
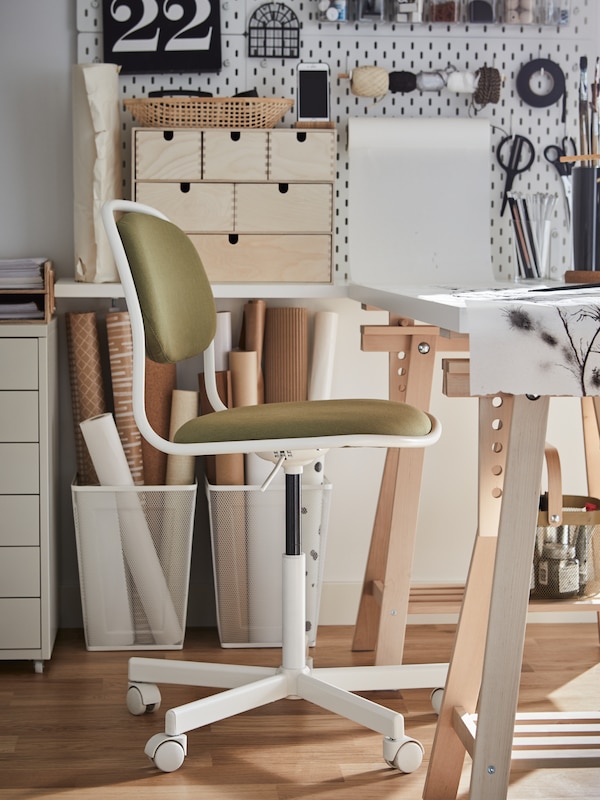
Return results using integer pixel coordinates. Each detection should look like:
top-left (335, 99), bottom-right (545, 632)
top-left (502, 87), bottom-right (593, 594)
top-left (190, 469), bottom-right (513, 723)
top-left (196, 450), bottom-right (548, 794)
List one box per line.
top-left (143, 357), bottom-right (177, 486)
top-left (106, 311), bottom-right (144, 485)
top-left (65, 311), bottom-right (107, 485)
top-left (263, 307), bottom-right (309, 403)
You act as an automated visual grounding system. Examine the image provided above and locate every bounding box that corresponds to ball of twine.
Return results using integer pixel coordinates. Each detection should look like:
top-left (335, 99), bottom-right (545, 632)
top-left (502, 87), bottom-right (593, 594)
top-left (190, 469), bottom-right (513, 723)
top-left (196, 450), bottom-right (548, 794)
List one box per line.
top-left (350, 66), bottom-right (390, 98)
top-left (473, 66), bottom-right (502, 107)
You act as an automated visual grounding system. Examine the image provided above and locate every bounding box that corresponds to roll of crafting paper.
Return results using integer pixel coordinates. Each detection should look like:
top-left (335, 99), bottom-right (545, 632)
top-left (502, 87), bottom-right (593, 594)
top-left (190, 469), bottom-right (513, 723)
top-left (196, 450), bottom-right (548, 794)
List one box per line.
top-left (166, 389), bottom-right (199, 486)
top-left (142, 358), bottom-right (176, 486)
top-left (214, 311), bottom-right (232, 373)
top-left (198, 371), bottom-right (245, 486)
top-left (240, 299), bottom-right (266, 403)
top-left (308, 310), bottom-right (338, 401)
top-left (106, 311), bottom-right (144, 485)
top-left (230, 350), bottom-right (259, 408)
top-left (80, 413), bottom-right (183, 645)
top-left (65, 311), bottom-right (107, 485)
top-left (264, 307), bottom-right (309, 403)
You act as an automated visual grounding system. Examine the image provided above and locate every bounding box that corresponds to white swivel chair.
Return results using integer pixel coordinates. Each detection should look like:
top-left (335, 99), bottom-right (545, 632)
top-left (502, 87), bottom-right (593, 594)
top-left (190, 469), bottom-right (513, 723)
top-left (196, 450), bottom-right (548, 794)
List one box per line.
top-left (101, 199), bottom-right (442, 775)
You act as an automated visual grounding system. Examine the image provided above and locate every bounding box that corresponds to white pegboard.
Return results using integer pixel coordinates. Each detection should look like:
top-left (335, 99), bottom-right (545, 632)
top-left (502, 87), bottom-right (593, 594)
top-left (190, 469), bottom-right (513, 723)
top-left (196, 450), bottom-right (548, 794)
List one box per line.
top-left (77, 0), bottom-right (599, 282)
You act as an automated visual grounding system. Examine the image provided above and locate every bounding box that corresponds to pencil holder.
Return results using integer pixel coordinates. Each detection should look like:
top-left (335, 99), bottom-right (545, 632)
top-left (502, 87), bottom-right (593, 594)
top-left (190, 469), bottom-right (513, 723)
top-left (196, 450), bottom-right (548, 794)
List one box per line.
top-left (571, 165), bottom-right (598, 271)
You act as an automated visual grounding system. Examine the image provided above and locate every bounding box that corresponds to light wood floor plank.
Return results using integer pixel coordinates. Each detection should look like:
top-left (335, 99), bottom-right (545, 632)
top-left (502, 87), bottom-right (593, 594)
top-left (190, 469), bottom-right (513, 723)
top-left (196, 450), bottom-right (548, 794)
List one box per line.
top-left (0, 624), bottom-right (597, 799)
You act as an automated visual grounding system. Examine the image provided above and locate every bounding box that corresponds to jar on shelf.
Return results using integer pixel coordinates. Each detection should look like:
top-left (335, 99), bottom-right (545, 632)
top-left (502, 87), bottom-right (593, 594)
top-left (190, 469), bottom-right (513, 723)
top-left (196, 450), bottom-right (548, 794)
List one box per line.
top-left (537, 543), bottom-right (580, 599)
top-left (429, 0), bottom-right (460, 22)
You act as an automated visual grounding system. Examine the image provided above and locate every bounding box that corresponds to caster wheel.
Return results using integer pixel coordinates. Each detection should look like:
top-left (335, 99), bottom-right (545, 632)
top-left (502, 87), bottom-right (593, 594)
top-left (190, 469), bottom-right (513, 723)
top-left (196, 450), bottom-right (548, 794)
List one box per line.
top-left (383, 737), bottom-right (424, 773)
top-left (430, 687), bottom-right (444, 715)
top-left (127, 682), bottom-right (161, 715)
top-left (145, 733), bottom-right (187, 773)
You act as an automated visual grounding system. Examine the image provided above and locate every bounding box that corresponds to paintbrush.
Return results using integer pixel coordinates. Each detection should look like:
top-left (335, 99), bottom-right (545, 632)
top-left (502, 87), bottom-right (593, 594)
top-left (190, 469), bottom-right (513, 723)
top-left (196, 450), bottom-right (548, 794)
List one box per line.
top-left (579, 55), bottom-right (590, 165)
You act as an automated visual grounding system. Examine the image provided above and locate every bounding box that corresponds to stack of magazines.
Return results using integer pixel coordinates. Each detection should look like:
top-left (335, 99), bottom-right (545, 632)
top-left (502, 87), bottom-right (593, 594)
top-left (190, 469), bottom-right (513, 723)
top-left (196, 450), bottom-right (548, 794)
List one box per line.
top-left (0, 257), bottom-right (47, 320)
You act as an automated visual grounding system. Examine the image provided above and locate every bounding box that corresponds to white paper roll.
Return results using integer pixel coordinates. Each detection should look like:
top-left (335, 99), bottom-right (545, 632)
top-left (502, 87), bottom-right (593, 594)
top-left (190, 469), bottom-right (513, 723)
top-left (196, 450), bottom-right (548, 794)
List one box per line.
top-left (80, 414), bottom-right (184, 645)
top-left (308, 311), bottom-right (338, 401)
top-left (214, 311), bottom-right (232, 373)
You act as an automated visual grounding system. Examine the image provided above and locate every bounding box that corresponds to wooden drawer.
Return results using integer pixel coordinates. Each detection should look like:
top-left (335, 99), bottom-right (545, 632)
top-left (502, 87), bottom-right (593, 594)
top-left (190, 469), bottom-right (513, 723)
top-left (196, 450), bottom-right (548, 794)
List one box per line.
top-left (134, 129), bottom-right (202, 180)
top-left (0, 496), bottom-right (39, 546)
top-left (190, 234), bottom-right (331, 283)
top-left (203, 130), bottom-right (268, 180)
top-left (269, 130), bottom-right (336, 181)
top-left (0, 444), bottom-right (39, 493)
top-left (0, 339), bottom-right (38, 389)
top-left (236, 184), bottom-right (333, 232)
top-left (0, 548), bottom-right (40, 597)
top-left (0, 599), bottom-right (40, 649)
top-left (136, 182), bottom-right (234, 231)
top-left (0, 391), bottom-right (38, 441)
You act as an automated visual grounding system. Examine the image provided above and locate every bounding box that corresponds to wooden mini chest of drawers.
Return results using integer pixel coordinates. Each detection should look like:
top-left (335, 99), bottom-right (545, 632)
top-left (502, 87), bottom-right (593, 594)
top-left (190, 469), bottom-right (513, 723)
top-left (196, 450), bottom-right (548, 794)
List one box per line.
top-left (132, 127), bottom-right (336, 283)
top-left (0, 321), bottom-right (58, 672)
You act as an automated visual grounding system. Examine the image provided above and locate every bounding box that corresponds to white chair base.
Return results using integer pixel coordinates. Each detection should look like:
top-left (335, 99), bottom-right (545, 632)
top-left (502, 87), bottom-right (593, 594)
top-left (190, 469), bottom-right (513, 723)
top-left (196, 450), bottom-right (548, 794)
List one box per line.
top-left (127, 552), bottom-right (447, 775)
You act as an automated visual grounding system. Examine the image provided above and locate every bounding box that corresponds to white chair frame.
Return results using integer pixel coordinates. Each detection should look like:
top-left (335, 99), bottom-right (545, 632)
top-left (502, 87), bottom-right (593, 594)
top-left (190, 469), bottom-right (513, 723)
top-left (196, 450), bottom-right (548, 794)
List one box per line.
top-left (102, 199), bottom-right (446, 775)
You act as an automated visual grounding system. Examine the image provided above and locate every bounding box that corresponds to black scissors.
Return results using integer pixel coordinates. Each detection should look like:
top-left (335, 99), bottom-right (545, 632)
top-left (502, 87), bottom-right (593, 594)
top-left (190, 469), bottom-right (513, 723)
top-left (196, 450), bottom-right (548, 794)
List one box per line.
top-left (544, 136), bottom-right (577, 176)
top-left (544, 137), bottom-right (576, 222)
top-left (496, 134), bottom-right (536, 216)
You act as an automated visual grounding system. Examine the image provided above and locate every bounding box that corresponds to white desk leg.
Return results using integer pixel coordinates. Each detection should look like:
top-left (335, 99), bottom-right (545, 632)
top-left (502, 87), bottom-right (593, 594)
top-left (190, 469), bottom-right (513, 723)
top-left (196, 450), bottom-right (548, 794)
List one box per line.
top-left (469, 394), bottom-right (549, 800)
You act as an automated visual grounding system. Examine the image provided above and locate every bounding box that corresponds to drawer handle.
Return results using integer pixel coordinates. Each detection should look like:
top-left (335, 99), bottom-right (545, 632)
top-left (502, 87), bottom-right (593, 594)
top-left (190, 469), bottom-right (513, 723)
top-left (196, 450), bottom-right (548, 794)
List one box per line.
top-left (228, 234), bottom-right (239, 245)
top-left (296, 132), bottom-right (307, 143)
top-left (278, 183), bottom-right (289, 194)
top-left (180, 183), bottom-right (191, 193)
top-left (230, 131), bottom-right (241, 142)
top-left (163, 131), bottom-right (174, 141)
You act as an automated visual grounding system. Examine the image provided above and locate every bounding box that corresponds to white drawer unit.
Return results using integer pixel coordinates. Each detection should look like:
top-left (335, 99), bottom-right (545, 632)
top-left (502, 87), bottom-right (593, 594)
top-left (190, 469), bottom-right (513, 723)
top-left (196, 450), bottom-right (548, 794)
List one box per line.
top-left (132, 127), bottom-right (336, 283)
top-left (0, 321), bottom-right (58, 672)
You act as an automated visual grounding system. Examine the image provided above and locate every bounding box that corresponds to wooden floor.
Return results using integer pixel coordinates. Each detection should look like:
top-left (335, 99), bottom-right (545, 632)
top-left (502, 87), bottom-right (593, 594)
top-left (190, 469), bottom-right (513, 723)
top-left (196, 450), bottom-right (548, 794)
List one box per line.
top-left (0, 623), bottom-right (598, 799)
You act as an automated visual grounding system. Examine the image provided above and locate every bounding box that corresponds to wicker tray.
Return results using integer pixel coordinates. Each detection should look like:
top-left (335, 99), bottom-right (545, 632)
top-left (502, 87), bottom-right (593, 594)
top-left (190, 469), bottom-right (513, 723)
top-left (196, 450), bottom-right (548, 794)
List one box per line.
top-left (124, 96), bottom-right (294, 129)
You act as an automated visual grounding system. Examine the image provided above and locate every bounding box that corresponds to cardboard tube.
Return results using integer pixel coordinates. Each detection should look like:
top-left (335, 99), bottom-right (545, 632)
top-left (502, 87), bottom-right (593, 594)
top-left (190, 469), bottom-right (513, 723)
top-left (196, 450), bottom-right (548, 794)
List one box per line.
top-left (264, 307), bottom-right (309, 403)
top-left (80, 413), bottom-right (183, 645)
top-left (240, 300), bottom-right (266, 403)
top-left (230, 350), bottom-right (259, 408)
top-left (143, 358), bottom-right (176, 486)
top-left (166, 390), bottom-right (199, 486)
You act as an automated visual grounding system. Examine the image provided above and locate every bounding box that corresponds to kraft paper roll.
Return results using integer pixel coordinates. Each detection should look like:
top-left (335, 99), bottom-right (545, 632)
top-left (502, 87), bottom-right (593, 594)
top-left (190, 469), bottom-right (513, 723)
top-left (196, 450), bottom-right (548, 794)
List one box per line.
top-left (308, 311), bottom-right (338, 401)
top-left (65, 312), bottom-right (107, 485)
top-left (142, 358), bottom-right (176, 486)
top-left (239, 299), bottom-right (266, 404)
top-left (229, 350), bottom-right (259, 408)
top-left (199, 371), bottom-right (245, 486)
top-left (264, 307), bottom-right (309, 403)
top-left (80, 413), bottom-right (183, 645)
top-left (106, 311), bottom-right (144, 485)
top-left (214, 311), bottom-right (232, 372)
top-left (166, 390), bottom-right (199, 486)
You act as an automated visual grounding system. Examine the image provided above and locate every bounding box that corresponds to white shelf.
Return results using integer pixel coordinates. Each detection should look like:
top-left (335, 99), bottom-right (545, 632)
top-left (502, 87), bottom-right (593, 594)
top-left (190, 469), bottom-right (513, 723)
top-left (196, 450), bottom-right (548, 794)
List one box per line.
top-left (55, 278), bottom-right (349, 301)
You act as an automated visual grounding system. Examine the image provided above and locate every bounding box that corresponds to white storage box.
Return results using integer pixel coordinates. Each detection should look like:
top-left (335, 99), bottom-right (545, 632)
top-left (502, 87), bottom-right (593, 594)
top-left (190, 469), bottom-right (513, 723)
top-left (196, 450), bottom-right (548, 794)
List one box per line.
top-left (206, 478), bottom-right (331, 648)
top-left (72, 480), bottom-right (196, 651)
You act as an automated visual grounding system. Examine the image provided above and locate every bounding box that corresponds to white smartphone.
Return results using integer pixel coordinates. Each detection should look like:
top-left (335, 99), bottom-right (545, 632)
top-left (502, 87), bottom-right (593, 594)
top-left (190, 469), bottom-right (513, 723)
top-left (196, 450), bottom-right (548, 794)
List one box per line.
top-left (296, 62), bottom-right (330, 122)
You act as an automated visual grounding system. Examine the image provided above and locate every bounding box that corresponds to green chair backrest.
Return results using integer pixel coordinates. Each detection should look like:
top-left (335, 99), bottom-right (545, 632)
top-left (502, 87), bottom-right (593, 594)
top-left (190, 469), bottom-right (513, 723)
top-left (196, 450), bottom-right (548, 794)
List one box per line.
top-left (117, 212), bottom-right (217, 364)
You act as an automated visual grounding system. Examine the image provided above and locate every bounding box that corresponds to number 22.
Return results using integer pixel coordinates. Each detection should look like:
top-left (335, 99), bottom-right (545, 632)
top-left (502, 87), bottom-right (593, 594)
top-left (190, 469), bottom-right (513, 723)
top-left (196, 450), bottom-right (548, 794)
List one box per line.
top-left (109, 0), bottom-right (213, 53)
